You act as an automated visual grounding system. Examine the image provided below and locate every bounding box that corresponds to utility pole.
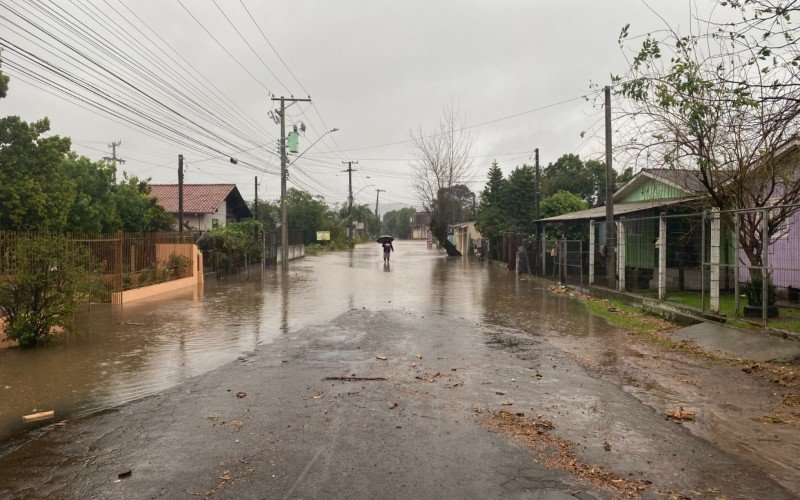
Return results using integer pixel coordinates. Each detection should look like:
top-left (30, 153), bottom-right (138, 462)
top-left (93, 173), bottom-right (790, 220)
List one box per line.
top-left (534, 148), bottom-right (540, 221)
top-left (342, 161), bottom-right (358, 239)
top-left (178, 154), bottom-right (184, 234)
top-left (103, 140), bottom-right (125, 184)
top-left (375, 188), bottom-right (385, 236)
top-left (254, 176), bottom-right (259, 220)
top-left (271, 96), bottom-right (312, 268)
top-left (604, 86), bottom-right (616, 288)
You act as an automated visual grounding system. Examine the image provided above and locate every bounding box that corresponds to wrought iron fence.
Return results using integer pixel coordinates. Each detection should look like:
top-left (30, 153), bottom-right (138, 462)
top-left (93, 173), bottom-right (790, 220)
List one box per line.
top-left (0, 232), bottom-right (195, 302)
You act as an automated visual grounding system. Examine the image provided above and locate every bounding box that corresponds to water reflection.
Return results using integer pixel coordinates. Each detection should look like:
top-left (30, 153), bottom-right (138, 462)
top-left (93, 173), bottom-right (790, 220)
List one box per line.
top-left (0, 240), bottom-right (615, 450)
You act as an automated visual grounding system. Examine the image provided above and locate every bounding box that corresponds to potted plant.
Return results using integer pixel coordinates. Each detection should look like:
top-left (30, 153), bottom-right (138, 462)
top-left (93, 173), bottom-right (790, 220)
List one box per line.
top-left (743, 274), bottom-right (779, 318)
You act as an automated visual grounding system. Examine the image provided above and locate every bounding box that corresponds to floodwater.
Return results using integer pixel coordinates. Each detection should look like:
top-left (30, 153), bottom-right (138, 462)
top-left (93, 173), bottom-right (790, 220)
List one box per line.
top-left (0, 240), bottom-right (603, 450)
top-left (0, 240), bottom-right (797, 492)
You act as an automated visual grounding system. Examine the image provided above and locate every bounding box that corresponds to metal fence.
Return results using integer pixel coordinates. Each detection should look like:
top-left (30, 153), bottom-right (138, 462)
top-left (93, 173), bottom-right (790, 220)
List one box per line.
top-left (0, 232), bottom-right (195, 301)
top-left (512, 203), bottom-right (800, 335)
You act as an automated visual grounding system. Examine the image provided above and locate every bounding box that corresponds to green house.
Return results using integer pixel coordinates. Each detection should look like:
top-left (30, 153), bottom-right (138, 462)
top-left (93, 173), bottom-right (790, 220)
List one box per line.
top-left (538, 168), bottom-right (731, 290)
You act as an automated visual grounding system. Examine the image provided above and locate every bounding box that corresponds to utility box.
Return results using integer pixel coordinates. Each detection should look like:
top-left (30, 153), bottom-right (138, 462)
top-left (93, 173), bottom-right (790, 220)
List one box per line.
top-left (286, 131), bottom-right (299, 153)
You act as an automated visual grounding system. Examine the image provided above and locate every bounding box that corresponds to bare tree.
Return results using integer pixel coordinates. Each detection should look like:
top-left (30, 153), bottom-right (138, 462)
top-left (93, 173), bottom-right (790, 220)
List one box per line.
top-left (410, 104), bottom-right (475, 255)
top-left (614, 1), bottom-right (800, 269)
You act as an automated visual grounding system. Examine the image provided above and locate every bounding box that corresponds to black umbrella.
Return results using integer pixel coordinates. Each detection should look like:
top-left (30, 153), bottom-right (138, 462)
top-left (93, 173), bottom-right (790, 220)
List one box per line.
top-left (376, 235), bottom-right (394, 244)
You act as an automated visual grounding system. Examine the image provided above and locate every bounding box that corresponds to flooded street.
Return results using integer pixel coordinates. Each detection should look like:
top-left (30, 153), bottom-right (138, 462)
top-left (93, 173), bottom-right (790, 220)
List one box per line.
top-left (1, 240), bottom-right (564, 445)
top-left (1, 240), bottom-right (798, 497)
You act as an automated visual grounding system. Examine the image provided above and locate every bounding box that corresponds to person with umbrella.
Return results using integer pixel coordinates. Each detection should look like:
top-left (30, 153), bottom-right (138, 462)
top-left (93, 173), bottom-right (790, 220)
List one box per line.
top-left (377, 235), bottom-right (394, 263)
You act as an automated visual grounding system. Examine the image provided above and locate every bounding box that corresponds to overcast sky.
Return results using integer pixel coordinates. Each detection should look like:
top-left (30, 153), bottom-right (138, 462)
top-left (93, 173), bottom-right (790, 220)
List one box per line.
top-left (0, 0), bottom-right (705, 212)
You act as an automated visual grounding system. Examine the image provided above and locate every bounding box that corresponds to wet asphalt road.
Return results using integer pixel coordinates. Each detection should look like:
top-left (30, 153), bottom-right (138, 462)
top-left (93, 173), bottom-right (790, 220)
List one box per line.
top-left (0, 241), bottom-right (797, 498)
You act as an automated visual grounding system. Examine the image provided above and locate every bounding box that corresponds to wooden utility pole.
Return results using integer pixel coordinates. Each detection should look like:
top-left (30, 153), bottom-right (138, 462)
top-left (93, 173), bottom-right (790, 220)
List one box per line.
top-left (271, 96), bottom-right (312, 268)
top-left (254, 176), bottom-right (259, 220)
top-left (534, 148), bottom-right (540, 221)
top-left (178, 154), bottom-right (184, 234)
top-left (604, 86), bottom-right (616, 288)
top-left (342, 161), bottom-right (358, 239)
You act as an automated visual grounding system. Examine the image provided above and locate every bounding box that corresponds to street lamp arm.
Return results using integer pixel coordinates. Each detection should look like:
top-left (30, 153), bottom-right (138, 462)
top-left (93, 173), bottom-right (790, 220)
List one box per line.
top-left (288, 128), bottom-right (339, 167)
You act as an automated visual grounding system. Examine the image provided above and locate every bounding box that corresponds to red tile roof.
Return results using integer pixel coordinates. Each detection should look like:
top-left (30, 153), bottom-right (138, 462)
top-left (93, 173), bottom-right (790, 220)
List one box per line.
top-left (149, 184), bottom-right (236, 214)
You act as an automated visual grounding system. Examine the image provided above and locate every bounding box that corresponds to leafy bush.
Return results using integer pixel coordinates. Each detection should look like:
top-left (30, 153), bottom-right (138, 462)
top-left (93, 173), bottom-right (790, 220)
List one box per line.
top-left (0, 234), bottom-right (98, 347)
top-left (744, 274), bottom-right (776, 307)
top-left (197, 220), bottom-right (264, 274)
top-left (166, 253), bottom-right (191, 279)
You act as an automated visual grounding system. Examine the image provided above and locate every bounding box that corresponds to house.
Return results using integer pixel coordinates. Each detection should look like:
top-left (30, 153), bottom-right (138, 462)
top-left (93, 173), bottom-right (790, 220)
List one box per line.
top-left (149, 184), bottom-right (252, 231)
top-left (537, 168), bottom-right (731, 290)
top-left (452, 221), bottom-right (482, 255)
top-left (410, 211), bottom-right (431, 239)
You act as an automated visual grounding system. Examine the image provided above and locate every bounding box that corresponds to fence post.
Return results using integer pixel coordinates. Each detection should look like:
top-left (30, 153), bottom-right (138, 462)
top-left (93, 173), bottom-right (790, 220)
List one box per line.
top-left (658, 212), bottom-right (666, 301)
top-left (617, 217), bottom-right (626, 291)
top-left (762, 208), bottom-right (769, 328)
top-left (515, 246), bottom-right (520, 280)
top-left (710, 209), bottom-right (721, 314)
top-left (734, 212), bottom-right (740, 318)
top-left (114, 232), bottom-right (123, 293)
top-left (701, 211), bottom-right (706, 313)
top-left (540, 227), bottom-right (546, 278)
top-left (589, 220), bottom-right (595, 286)
top-left (561, 237), bottom-right (567, 284)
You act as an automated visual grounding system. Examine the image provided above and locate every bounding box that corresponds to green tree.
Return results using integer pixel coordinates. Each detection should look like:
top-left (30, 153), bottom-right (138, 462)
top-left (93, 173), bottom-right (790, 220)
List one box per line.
top-left (382, 206), bottom-right (416, 238)
top-left (616, 2), bottom-right (800, 269)
top-left (0, 234), bottom-right (97, 347)
top-left (475, 161), bottom-right (509, 254)
top-left (540, 190), bottom-right (588, 239)
top-left (286, 188), bottom-right (329, 244)
top-left (0, 49), bottom-right (8, 99)
top-left (503, 165), bottom-right (537, 234)
top-left (0, 116), bottom-right (76, 232)
top-left (65, 154), bottom-right (120, 233)
top-left (113, 174), bottom-right (174, 232)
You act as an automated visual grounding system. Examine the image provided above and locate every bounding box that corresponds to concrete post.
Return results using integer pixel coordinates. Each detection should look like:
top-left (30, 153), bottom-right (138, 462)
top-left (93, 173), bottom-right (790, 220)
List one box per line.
top-left (617, 218), bottom-right (626, 291)
top-left (658, 213), bottom-right (666, 300)
top-left (515, 246), bottom-right (521, 280)
top-left (540, 227), bottom-right (546, 277)
top-left (710, 209), bottom-right (721, 314)
top-left (589, 220), bottom-right (595, 285)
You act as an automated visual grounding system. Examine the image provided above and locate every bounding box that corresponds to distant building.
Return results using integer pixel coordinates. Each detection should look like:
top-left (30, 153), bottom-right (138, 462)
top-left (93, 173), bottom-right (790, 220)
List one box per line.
top-left (410, 211), bottom-right (430, 239)
top-left (452, 221), bottom-right (482, 255)
top-left (149, 184), bottom-right (252, 231)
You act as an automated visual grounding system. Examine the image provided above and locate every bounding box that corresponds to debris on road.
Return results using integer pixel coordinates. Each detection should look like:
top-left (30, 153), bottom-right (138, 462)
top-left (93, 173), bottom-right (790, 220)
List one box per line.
top-left (754, 411), bottom-right (800, 425)
top-left (324, 376), bottom-right (388, 381)
top-left (495, 391), bottom-right (505, 395)
top-left (665, 407), bottom-right (695, 421)
top-left (376, 355), bottom-right (388, 361)
top-left (482, 410), bottom-right (647, 496)
top-left (21, 410), bottom-right (54, 422)
top-left (235, 392), bottom-right (247, 399)
top-left (313, 391), bottom-right (324, 399)
top-left (117, 470), bottom-right (132, 480)
top-left (415, 354), bottom-right (423, 359)
top-left (389, 402), bottom-right (399, 409)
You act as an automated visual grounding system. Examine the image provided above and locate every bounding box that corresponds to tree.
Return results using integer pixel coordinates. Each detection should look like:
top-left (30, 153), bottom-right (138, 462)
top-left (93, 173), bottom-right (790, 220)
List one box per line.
top-left (475, 161), bottom-right (509, 254)
top-left (542, 154), bottom-right (632, 208)
top-left (382, 207), bottom-right (416, 238)
top-left (0, 234), bottom-right (97, 347)
top-left (615, 1), bottom-right (800, 269)
top-left (410, 105), bottom-right (475, 255)
top-left (0, 49), bottom-right (8, 99)
top-left (113, 174), bottom-right (174, 232)
top-left (540, 190), bottom-right (588, 239)
top-left (65, 154), bottom-right (119, 233)
top-left (286, 188), bottom-right (329, 244)
top-left (0, 116), bottom-right (76, 232)
top-left (503, 165), bottom-right (537, 234)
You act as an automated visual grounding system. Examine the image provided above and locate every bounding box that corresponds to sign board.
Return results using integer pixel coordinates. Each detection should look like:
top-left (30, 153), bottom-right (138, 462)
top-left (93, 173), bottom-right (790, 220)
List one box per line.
top-left (356, 222), bottom-right (365, 230)
top-left (316, 231), bottom-right (331, 241)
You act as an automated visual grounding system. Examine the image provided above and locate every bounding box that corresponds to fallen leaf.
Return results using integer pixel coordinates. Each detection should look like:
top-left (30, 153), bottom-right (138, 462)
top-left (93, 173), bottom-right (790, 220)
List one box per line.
top-left (235, 392), bottom-right (247, 399)
top-left (376, 356), bottom-right (388, 361)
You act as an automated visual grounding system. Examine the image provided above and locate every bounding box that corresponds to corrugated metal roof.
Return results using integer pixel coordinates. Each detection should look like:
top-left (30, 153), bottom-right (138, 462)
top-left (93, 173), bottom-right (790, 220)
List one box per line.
top-left (537, 198), bottom-right (692, 223)
top-left (149, 184), bottom-right (236, 214)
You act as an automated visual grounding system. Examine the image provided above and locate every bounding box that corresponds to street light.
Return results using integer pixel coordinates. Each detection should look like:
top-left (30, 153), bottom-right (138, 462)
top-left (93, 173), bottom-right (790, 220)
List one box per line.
top-left (287, 128), bottom-right (339, 167)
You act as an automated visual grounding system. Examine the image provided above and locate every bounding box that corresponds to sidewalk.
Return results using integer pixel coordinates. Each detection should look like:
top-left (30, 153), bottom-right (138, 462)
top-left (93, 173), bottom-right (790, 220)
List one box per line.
top-left (664, 321), bottom-right (800, 362)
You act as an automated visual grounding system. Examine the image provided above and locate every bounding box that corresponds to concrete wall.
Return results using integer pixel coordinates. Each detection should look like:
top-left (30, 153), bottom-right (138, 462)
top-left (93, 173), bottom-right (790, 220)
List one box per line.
top-left (276, 244), bottom-right (305, 263)
top-left (111, 245), bottom-right (204, 305)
